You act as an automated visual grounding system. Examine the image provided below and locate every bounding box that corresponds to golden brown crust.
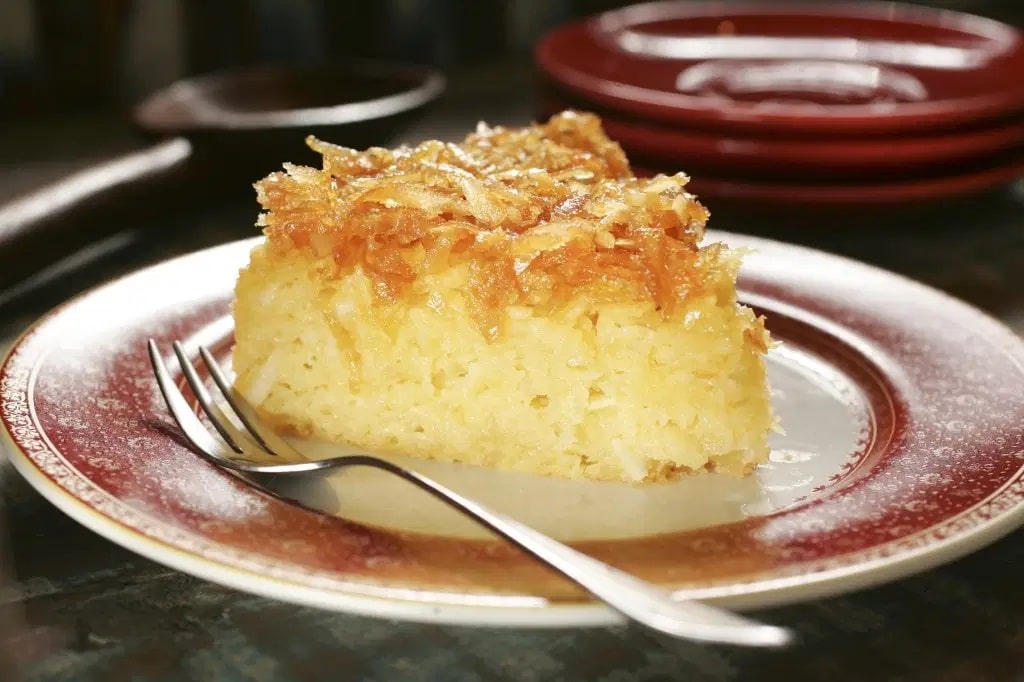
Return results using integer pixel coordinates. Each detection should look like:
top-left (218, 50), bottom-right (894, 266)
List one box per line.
top-left (254, 111), bottom-right (719, 338)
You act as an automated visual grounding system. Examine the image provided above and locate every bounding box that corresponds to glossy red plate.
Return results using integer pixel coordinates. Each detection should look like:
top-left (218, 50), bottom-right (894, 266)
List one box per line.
top-left (635, 153), bottom-right (1024, 207)
top-left (536, 96), bottom-right (1024, 179)
top-left (534, 0), bottom-right (1024, 135)
top-left (3, 235), bottom-right (1024, 626)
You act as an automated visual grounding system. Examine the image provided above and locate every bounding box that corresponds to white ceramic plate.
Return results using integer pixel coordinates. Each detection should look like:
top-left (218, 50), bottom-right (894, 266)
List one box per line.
top-left (3, 232), bottom-right (1024, 627)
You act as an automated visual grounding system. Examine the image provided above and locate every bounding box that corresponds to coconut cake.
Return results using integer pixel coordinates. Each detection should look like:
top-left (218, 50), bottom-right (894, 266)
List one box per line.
top-left (231, 111), bottom-right (773, 483)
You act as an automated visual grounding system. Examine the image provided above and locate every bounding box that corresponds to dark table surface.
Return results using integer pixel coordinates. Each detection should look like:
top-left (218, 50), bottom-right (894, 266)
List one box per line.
top-left (1, 63), bottom-right (1023, 682)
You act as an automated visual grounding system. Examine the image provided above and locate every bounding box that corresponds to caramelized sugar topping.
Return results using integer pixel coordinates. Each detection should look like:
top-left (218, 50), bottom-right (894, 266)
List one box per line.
top-left (255, 111), bottom-right (721, 337)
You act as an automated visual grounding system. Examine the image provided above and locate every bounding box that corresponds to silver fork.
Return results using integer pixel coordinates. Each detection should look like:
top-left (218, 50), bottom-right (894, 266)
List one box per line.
top-left (148, 338), bottom-right (793, 648)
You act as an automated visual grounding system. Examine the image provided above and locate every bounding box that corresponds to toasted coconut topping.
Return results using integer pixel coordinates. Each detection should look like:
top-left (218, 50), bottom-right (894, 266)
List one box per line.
top-left (255, 111), bottom-right (723, 337)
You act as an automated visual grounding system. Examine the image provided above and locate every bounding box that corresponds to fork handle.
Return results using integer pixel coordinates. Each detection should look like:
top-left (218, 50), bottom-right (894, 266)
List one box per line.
top-left (348, 457), bottom-right (791, 647)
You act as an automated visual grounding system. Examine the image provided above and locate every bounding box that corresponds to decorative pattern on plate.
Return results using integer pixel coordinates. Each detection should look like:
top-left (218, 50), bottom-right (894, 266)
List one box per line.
top-left (3, 232), bottom-right (1024, 625)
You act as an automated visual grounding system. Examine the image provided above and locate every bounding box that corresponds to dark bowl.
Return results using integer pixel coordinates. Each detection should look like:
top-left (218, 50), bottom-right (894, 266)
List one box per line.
top-left (132, 60), bottom-right (446, 175)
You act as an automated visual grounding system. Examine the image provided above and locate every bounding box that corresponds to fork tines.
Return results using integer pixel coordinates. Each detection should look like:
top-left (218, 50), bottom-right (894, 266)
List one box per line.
top-left (148, 340), bottom-right (287, 469)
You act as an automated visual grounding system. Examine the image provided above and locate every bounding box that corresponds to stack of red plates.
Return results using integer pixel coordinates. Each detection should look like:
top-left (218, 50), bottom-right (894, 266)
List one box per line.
top-left (533, 0), bottom-right (1024, 207)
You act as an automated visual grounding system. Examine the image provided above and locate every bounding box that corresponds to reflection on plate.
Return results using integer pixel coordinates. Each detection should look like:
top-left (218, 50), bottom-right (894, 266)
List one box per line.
top-left (535, 0), bottom-right (1024, 134)
top-left (2, 233), bottom-right (1024, 628)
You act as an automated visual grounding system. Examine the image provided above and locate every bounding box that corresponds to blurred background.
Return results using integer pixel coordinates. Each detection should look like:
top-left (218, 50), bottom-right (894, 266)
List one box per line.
top-left (0, 0), bottom-right (1021, 114)
top-left (1, 0), bottom-right (1023, 138)
top-left (0, 0), bottom-right (1020, 187)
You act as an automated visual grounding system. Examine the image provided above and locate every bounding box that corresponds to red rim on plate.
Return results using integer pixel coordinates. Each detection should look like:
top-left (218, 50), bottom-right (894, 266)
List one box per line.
top-left (633, 154), bottom-right (1024, 207)
top-left (536, 97), bottom-right (1024, 179)
top-left (2, 235), bottom-right (1024, 625)
top-left (535, 0), bottom-right (1024, 135)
